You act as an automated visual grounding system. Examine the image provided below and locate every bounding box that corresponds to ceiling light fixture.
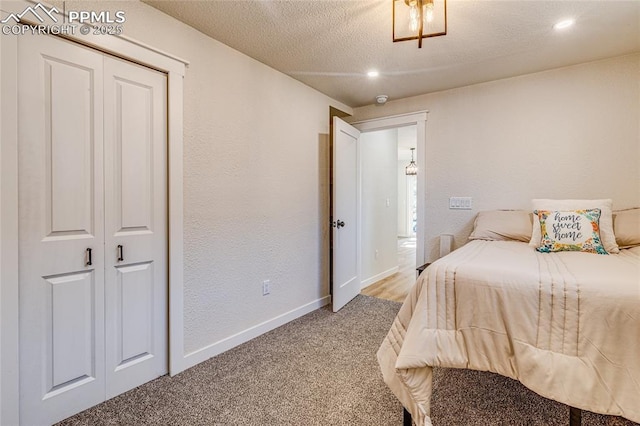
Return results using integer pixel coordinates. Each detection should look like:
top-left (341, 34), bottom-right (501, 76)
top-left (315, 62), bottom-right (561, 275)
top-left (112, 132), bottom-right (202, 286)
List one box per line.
top-left (553, 19), bottom-right (575, 30)
top-left (405, 148), bottom-right (418, 175)
top-left (367, 70), bottom-right (380, 77)
top-left (393, 0), bottom-right (447, 48)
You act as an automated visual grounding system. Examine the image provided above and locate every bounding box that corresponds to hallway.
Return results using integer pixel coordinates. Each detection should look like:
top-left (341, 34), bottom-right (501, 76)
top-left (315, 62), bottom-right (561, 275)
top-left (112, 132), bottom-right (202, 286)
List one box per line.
top-left (361, 238), bottom-right (416, 303)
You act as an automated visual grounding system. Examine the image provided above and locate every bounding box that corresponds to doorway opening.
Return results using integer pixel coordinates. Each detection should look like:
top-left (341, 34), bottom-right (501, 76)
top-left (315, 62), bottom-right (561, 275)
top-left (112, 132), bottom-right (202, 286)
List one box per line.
top-left (329, 111), bottom-right (427, 311)
top-left (359, 125), bottom-right (417, 303)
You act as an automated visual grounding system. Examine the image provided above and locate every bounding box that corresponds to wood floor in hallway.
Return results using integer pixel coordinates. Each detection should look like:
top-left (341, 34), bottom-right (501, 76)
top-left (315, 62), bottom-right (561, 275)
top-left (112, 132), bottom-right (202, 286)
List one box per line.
top-left (361, 237), bottom-right (417, 303)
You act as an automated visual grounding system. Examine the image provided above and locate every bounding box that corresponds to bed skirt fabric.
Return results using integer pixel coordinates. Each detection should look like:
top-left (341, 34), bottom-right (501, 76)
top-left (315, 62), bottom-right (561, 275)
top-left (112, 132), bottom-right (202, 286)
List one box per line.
top-left (377, 240), bottom-right (640, 426)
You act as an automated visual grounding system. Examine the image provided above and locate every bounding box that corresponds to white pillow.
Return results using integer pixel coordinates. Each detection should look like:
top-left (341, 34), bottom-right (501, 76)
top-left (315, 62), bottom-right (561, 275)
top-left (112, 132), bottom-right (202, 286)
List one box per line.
top-left (529, 199), bottom-right (619, 254)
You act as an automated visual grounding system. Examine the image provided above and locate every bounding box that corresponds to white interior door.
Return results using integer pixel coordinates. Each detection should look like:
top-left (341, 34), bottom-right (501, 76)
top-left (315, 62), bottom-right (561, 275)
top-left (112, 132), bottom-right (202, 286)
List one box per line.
top-left (18, 33), bottom-right (168, 425)
top-left (104, 57), bottom-right (168, 398)
top-left (18, 34), bottom-right (106, 425)
top-left (332, 117), bottom-right (360, 312)
top-left (103, 56), bottom-right (168, 398)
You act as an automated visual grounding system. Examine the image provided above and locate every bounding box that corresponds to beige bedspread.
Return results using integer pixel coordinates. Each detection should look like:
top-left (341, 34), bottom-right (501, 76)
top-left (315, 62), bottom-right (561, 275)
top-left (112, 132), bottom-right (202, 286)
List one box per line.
top-left (378, 240), bottom-right (640, 425)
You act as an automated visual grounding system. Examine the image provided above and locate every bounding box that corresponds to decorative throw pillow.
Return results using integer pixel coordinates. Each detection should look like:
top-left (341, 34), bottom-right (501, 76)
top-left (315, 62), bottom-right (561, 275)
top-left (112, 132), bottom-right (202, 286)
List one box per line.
top-left (529, 199), bottom-right (619, 254)
top-left (468, 210), bottom-right (533, 242)
top-left (613, 208), bottom-right (640, 249)
top-left (535, 209), bottom-right (608, 254)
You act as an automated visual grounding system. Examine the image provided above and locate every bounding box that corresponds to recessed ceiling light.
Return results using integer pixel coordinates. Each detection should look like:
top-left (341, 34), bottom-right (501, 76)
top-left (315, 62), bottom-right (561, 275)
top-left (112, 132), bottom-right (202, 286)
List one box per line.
top-left (554, 19), bottom-right (575, 30)
top-left (367, 70), bottom-right (379, 78)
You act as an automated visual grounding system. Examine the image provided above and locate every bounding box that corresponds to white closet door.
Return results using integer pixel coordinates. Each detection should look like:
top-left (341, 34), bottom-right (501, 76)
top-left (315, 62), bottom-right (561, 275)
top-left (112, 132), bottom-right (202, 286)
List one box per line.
top-left (18, 34), bottom-right (169, 424)
top-left (103, 56), bottom-right (168, 398)
top-left (18, 34), bottom-right (106, 425)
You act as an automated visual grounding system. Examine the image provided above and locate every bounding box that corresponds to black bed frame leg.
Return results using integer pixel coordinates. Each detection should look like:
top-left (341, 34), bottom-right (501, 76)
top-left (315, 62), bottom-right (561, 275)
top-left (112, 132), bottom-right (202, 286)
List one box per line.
top-left (403, 407), bottom-right (412, 426)
top-left (402, 405), bottom-right (579, 425)
top-left (569, 407), bottom-right (582, 426)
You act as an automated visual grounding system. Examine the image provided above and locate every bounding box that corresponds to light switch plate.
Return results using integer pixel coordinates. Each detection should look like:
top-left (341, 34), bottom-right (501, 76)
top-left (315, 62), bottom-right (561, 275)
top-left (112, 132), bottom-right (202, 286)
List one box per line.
top-left (449, 197), bottom-right (472, 210)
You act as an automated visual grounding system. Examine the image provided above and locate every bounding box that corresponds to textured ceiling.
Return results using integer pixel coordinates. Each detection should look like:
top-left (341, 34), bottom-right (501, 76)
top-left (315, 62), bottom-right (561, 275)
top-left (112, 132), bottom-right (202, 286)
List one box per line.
top-left (143, 0), bottom-right (640, 108)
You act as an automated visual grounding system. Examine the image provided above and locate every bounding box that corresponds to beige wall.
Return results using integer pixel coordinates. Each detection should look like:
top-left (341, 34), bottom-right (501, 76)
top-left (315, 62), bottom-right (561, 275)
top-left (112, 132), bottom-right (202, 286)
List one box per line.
top-left (53, 1), bottom-right (351, 356)
top-left (352, 54), bottom-right (640, 261)
top-left (360, 129), bottom-right (398, 287)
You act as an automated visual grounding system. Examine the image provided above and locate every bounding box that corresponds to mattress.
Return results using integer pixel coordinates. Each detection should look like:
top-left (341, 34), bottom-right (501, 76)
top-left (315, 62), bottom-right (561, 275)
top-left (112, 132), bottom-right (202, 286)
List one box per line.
top-left (378, 240), bottom-right (640, 425)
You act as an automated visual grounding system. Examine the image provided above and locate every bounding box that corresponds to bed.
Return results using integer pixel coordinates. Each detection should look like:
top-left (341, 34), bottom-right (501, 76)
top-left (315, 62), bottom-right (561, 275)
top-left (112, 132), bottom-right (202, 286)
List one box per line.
top-left (378, 204), bottom-right (640, 426)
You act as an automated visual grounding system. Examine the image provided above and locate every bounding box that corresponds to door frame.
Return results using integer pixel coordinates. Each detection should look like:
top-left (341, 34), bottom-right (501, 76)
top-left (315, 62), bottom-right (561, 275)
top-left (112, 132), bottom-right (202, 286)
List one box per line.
top-left (1, 2), bottom-right (188, 423)
top-left (350, 111), bottom-right (428, 267)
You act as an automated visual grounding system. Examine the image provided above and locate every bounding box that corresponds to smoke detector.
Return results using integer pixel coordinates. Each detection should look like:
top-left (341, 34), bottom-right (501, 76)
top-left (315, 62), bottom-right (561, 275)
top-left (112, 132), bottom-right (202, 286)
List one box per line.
top-left (375, 95), bottom-right (389, 105)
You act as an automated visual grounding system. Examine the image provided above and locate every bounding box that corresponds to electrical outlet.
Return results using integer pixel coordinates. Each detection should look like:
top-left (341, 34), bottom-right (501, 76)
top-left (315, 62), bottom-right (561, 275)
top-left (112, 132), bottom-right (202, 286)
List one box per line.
top-left (262, 280), bottom-right (271, 296)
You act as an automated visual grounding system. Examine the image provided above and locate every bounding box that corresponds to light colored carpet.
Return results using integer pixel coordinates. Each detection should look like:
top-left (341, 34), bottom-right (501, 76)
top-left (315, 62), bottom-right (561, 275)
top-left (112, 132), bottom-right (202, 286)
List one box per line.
top-left (57, 295), bottom-right (638, 426)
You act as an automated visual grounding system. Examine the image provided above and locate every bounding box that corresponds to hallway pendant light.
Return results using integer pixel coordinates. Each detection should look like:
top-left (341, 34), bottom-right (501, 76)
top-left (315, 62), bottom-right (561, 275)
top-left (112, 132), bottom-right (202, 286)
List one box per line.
top-left (393, 0), bottom-right (447, 48)
top-left (405, 148), bottom-right (418, 175)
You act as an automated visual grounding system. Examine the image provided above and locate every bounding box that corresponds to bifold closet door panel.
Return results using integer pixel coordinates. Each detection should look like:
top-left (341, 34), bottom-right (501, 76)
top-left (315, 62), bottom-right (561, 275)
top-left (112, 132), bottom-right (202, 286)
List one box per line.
top-left (18, 34), bottom-right (107, 425)
top-left (18, 33), bottom-right (169, 425)
top-left (103, 56), bottom-right (168, 399)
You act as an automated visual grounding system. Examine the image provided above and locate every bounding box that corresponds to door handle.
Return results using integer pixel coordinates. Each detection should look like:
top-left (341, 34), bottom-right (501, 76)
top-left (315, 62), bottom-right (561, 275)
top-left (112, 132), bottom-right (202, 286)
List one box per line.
top-left (117, 245), bottom-right (124, 262)
top-left (336, 220), bottom-right (345, 228)
top-left (85, 248), bottom-right (92, 266)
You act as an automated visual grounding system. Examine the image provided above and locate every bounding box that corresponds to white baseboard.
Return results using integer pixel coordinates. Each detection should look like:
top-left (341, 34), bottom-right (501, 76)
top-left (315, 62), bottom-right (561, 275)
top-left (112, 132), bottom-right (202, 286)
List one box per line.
top-left (182, 295), bottom-right (331, 371)
top-left (360, 266), bottom-right (399, 289)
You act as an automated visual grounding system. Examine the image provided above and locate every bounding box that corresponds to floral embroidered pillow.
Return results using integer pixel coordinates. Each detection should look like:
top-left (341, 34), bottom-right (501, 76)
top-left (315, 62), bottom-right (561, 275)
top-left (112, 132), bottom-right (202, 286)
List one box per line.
top-left (534, 209), bottom-right (608, 254)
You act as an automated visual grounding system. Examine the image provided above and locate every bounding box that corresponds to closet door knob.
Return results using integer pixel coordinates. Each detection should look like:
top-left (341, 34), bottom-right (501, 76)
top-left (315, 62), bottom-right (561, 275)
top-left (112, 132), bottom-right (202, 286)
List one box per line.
top-left (117, 245), bottom-right (124, 262)
top-left (85, 248), bottom-right (92, 266)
